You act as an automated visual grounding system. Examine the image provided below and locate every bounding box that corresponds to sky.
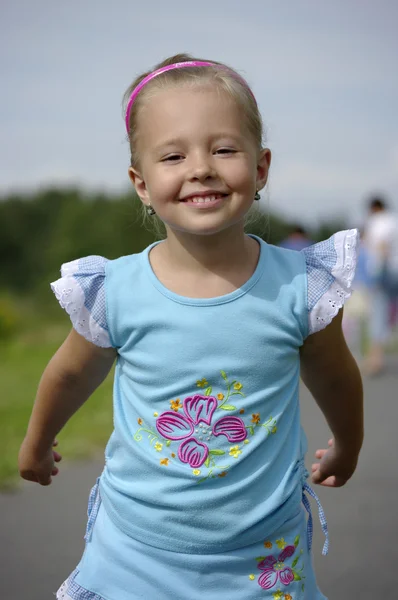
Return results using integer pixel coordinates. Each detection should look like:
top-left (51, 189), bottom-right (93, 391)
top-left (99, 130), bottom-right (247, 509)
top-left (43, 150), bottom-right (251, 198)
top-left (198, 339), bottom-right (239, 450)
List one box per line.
top-left (1, 0), bottom-right (397, 225)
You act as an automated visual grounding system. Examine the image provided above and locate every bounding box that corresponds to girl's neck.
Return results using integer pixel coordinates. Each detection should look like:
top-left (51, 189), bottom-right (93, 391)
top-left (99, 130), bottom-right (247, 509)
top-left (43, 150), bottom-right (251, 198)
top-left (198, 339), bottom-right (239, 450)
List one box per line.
top-left (148, 224), bottom-right (261, 299)
top-left (162, 225), bottom-right (257, 274)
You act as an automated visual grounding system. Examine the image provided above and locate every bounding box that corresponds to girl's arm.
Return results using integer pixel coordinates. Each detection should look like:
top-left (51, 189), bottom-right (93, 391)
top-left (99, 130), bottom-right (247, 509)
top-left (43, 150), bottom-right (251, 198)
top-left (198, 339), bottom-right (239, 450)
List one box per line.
top-left (18, 328), bottom-right (117, 485)
top-left (300, 308), bottom-right (364, 487)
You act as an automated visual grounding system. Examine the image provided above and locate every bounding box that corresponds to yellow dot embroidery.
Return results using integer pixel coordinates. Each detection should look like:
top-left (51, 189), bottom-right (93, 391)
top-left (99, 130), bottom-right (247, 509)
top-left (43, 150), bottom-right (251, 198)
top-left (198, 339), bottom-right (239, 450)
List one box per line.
top-left (249, 574), bottom-right (255, 581)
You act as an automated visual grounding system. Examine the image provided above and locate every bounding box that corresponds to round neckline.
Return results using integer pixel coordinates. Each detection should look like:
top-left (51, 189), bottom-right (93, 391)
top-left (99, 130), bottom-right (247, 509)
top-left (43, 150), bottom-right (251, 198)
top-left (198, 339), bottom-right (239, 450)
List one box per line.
top-left (142, 234), bottom-right (267, 306)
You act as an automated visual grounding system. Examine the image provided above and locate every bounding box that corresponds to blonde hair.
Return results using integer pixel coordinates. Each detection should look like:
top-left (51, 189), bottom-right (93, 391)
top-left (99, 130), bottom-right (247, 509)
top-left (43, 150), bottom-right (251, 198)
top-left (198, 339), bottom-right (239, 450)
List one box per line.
top-left (123, 53), bottom-right (265, 167)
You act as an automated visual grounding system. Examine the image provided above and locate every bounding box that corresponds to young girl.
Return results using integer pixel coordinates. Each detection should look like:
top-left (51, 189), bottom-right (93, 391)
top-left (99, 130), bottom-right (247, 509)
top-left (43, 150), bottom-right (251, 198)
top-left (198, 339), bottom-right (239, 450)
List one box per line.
top-left (18, 54), bottom-right (363, 600)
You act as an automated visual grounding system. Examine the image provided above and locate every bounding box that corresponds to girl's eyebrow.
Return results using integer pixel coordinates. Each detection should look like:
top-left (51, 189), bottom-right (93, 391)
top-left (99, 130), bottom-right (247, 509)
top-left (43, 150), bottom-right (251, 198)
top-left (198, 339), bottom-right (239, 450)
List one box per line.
top-left (213, 133), bottom-right (243, 142)
top-left (153, 133), bottom-right (243, 153)
top-left (152, 138), bottom-right (183, 152)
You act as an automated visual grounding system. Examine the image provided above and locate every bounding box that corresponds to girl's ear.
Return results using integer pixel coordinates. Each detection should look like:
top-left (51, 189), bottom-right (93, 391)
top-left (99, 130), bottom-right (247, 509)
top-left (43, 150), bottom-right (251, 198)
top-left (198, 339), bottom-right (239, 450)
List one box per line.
top-left (128, 167), bottom-right (150, 205)
top-left (256, 148), bottom-right (272, 191)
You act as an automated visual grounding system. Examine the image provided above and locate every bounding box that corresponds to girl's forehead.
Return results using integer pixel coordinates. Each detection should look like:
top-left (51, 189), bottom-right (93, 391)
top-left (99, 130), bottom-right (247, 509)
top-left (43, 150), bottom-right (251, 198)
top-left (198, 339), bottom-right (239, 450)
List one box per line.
top-left (138, 85), bottom-right (246, 138)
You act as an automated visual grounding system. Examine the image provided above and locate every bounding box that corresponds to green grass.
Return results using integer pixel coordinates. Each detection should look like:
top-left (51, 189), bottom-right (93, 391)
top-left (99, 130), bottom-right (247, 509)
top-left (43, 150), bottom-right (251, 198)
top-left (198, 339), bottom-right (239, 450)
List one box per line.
top-left (0, 323), bottom-right (114, 489)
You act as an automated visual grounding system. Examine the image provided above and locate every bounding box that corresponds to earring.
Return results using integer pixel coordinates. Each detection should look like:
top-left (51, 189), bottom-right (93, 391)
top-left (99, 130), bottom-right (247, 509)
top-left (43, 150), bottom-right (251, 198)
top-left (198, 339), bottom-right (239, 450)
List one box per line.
top-left (146, 204), bottom-right (156, 216)
top-left (254, 191), bottom-right (261, 201)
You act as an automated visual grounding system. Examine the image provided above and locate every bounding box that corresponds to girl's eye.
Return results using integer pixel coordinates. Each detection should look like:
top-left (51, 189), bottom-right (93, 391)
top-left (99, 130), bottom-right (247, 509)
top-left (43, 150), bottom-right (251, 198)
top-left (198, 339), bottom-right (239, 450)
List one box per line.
top-left (215, 148), bottom-right (236, 155)
top-left (162, 154), bottom-right (183, 162)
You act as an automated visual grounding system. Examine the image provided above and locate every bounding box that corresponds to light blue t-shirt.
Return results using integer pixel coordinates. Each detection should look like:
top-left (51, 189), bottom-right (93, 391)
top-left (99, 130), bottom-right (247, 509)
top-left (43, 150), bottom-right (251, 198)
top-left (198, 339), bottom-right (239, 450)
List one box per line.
top-left (52, 231), bottom-right (357, 556)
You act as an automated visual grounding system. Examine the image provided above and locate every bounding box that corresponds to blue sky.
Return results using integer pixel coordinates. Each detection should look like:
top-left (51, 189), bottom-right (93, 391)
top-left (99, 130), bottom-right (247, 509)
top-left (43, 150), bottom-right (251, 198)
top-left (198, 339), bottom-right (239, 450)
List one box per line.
top-left (1, 0), bottom-right (397, 225)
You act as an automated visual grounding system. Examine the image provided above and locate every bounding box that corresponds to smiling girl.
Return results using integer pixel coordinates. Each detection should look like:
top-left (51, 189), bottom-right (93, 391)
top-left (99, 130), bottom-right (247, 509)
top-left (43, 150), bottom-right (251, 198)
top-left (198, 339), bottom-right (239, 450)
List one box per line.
top-left (18, 54), bottom-right (363, 599)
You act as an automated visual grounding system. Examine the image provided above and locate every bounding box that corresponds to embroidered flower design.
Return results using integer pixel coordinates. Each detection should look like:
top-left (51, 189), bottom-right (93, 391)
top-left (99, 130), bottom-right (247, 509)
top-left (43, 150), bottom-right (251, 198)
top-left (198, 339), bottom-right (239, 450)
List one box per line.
top-left (170, 398), bottom-right (182, 412)
top-left (154, 442), bottom-right (163, 452)
top-left (284, 594), bottom-right (293, 600)
top-left (251, 413), bottom-right (261, 424)
top-left (192, 469), bottom-right (201, 476)
top-left (233, 382), bottom-right (243, 391)
top-left (217, 393), bottom-right (224, 400)
top-left (196, 378), bottom-right (208, 388)
top-left (257, 545), bottom-right (295, 590)
top-left (264, 541), bottom-right (273, 549)
top-left (229, 445), bottom-right (242, 458)
top-left (273, 592), bottom-right (283, 600)
top-left (156, 395), bottom-right (247, 468)
top-left (160, 458), bottom-right (169, 466)
top-left (276, 538), bottom-right (286, 550)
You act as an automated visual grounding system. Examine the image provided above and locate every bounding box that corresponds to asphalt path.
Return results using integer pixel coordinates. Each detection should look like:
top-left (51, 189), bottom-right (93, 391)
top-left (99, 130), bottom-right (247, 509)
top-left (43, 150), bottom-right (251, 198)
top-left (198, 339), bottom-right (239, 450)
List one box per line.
top-left (1, 359), bottom-right (397, 599)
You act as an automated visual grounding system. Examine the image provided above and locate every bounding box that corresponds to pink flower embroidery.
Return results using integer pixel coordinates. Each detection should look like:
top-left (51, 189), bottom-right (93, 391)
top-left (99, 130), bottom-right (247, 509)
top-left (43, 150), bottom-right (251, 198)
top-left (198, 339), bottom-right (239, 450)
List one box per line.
top-left (257, 546), bottom-right (295, 590)
top-left (156, 395), bottom-right (247, 468)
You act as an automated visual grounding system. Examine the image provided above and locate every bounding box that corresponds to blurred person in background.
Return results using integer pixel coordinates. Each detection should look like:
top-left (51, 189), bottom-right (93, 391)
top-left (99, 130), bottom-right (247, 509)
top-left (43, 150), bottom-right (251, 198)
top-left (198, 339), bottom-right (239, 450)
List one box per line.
top-left (279, 224), bottom-right (313, 251)
top-left (362, 196), bottom-right (398, 375)
top-left (342, 230), bottom-right (372, 359)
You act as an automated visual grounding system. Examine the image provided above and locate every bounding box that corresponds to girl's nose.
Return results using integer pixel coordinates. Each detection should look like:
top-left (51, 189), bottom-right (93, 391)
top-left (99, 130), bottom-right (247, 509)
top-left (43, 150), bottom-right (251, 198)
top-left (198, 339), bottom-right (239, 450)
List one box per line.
top-left (188, 154), bottom-right (216, 181)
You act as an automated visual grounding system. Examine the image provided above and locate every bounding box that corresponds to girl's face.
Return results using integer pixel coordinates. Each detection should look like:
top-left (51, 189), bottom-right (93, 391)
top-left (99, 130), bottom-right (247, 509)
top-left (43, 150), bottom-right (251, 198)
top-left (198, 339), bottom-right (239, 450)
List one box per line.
top-left (129, 85), bottom-right (271, 237)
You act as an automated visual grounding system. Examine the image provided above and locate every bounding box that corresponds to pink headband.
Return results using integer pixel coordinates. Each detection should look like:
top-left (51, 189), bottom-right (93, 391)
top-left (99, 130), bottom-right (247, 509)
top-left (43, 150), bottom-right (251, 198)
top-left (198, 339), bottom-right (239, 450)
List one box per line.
top-left (125, 60), bottom-right (254, 133)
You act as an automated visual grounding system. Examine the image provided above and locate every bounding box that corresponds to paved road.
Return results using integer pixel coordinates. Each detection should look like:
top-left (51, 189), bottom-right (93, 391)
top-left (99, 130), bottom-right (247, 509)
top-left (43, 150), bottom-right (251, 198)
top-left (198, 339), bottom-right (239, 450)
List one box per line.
top-left (1, 359), bottom-right (397, 600)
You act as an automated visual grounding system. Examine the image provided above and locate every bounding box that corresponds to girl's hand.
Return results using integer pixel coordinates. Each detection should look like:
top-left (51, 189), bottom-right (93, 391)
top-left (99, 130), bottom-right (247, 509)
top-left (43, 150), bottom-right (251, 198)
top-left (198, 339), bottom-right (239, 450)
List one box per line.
top-left (311, 438), bottom-right (359, 487)
top-left (18, 438), bottom-right (62, 486)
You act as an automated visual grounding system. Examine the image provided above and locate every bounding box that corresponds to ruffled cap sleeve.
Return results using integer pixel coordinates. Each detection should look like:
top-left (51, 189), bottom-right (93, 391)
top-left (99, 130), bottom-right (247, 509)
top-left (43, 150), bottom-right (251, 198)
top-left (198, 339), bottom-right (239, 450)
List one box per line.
top-left (302, 229), bottom-right (358, 335)
top-left (50, 256), bottom-right (112, 347)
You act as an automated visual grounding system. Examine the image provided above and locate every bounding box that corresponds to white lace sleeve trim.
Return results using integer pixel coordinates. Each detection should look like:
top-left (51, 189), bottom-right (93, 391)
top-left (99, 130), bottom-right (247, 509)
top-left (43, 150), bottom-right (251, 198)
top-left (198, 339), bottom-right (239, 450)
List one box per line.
top-left (56, 584), bottom-right (74, 600)
top-left (309, 229), bottom-right (358, 334)
top-left (50, 261), bottom-right (111, 348)
top-left (56, 575), bottom-right (105, 599)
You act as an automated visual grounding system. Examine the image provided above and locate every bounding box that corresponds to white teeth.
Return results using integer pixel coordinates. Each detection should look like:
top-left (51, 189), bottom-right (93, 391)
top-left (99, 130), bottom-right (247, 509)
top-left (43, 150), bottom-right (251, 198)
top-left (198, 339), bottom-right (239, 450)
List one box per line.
top-left (190, 195), bottom-right (218, 203)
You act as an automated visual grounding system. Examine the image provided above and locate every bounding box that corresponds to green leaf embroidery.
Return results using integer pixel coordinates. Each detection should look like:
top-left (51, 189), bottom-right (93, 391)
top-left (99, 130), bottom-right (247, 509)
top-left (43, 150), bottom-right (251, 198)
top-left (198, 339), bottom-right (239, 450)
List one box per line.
top-left (293, 571), bottom-right (302, 581)
top-left (294, 535), bottom-right (300, 547)
top-left (248, 426), bottom-right (255, 436)
top-left (166, 440), bottom-right (171, 447)
top-left (220, 370), bottom-right (228, 380)
top-left (209, 449), bottom-right (225, 455)
top-left (219, 404), bottom-right (236, 410)
top-left (196, 468), bottom-right (214, 484)
top-left (255, 556), bottom-right (266, 561)
top-left (291, 556), bottom-right (299, 569)
top-left (302, 583), bottom-right (305, 592)
top-left (204, 386), bottom-right (212, 396)
top-left (204, 457), bottom-right (211, 468)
